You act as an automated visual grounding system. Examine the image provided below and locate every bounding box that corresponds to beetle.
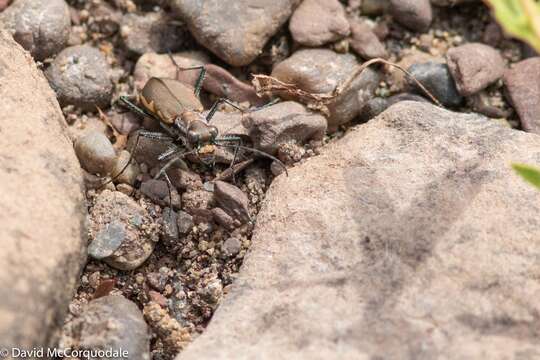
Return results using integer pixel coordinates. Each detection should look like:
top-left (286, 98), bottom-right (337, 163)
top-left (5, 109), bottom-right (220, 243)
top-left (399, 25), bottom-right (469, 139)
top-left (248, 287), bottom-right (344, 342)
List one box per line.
top-left (106, 56), bottom-right (286, 192)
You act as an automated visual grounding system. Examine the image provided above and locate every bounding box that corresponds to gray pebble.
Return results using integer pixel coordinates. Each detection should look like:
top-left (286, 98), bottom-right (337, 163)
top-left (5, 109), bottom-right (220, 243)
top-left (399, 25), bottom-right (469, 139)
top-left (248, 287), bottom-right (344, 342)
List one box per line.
top-left (140, 179), bottom-right (181, 209)
top-left (45, 45), bottom-right (113, 110)
top-left (121, 11), bottom-right (184, 56)
top-left (62, 295), bottom-right (150, 360)
top-left (74, 131), bottom-right (116, 175)
top-left (349, 19), bottom-right (388, 60)
top-left (0, 0), bottom-right (70, 60)
top-left (243, 101), bottom-right (327, 155)
top-left (212, 207), bottom-right (235, 230)
top-left (407, 62), bottom-right (462, 107)
top-left (88, 221), bottom-right (125, 260)
top-left (222, 237), bottom-right (242, 257)
top-left (177, 210), bottom-right (194, 235)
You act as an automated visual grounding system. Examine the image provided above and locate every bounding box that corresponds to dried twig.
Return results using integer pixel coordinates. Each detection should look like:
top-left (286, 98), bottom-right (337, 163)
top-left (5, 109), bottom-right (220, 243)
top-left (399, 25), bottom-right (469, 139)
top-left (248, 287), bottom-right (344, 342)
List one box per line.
top-left (252, 57), bottom-right (443, 113)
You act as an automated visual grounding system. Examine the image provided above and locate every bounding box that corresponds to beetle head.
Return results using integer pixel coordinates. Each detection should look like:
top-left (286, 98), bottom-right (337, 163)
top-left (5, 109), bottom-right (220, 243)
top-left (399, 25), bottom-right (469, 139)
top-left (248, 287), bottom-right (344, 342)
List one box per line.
top-left (181, 112), bottom-right (219, 146)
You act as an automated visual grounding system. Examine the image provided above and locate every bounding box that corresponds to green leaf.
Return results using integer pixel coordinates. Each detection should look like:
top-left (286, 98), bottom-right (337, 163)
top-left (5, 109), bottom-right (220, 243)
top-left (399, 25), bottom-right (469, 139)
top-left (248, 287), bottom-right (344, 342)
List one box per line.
top-left (485, 0), bottom-right (540, 53)
top-left (512, 163), bottom-right (540, 189)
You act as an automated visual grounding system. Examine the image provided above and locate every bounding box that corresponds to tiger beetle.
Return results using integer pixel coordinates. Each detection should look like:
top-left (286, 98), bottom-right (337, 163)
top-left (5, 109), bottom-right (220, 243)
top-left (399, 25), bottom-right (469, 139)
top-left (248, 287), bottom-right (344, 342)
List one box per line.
top-left (105, 54), bottom-right (287, 199)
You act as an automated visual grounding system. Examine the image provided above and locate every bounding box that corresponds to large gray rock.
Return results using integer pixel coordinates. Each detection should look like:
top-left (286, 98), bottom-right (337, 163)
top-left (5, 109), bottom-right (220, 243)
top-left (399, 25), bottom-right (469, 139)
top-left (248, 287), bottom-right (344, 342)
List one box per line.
top-left (0, 30), bottom-right (86, 349)
top-left (0, 0), bottom-right (70, 60)
top-left (178, 102), bottom-right (540, 360)
top-left (170, 0), bottom-right (300, 66)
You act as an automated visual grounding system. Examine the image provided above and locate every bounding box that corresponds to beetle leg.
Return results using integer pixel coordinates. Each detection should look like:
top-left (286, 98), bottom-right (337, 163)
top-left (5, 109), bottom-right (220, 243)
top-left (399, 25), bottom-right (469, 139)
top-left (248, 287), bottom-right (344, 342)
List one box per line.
top-left (168, 52), bottom-right (206, 98)
top-left (119, 96), bottom-right (153, 119)
top-left (206, 98), bottom-right (244, 123)
top-left (215, 143), bottom-right (288, 177)
top-left (215, 136), bottom-right (243, 183)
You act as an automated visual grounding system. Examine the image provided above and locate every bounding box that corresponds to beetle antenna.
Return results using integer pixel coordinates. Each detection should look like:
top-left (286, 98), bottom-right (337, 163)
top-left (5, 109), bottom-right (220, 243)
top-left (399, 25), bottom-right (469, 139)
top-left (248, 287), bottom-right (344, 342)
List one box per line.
top-left (215, 144), bottom-right (288, 176)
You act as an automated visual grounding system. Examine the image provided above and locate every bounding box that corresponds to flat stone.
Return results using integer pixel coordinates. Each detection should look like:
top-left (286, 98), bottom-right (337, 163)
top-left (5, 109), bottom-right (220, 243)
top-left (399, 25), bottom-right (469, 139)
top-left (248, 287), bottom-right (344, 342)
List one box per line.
top-left (243, 101), bottom-right (327, 154)
top-left (0, 0), bottom-right (70, 60)
top-left (447, 43), bottom-right (505, 96)
top-left (170, 0), bottom-right (300, 66)
top-left (503, 57), bottom-right (540, 134)
top-left (272, 49), bottom-right (379, 129)
top-left (178, 101), bottom-right (540, 359)
top-left (0, 29), bottom-right (86, 349)
top-left (289, 0), bottom-right (350, 47)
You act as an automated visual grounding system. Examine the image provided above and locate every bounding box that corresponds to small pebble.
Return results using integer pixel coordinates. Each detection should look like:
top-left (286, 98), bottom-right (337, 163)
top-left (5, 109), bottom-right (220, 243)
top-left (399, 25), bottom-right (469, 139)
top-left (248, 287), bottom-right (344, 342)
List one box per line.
top-left (503, 57), bottom-right (540, 134)
top-left (140, 179), bottom-right (181, 209)
top-left (243, 101), bottom-right (327, 155)
top-left (349, 19), bottom-right (388, 60)
top-left (407, 62), bottom-right (463, 107)
top-left (162, 207), bottom-right (179, 245)
top-left (446, 43), bottom-right (505, 96)
top-left (45, 45), bottom-right (113, 110)
top-left (390, 0), bottom-right (432, 33)
top-left (289, 0), bottom-right (350, 47)
top-left (222, 237), bottom-right (242, 257)
top-left (74, 131), bottom-right (116, 175)
top-left (177, 211), bottom-right (194, 235)
top-left (213, 181), bottom-right (250, 224)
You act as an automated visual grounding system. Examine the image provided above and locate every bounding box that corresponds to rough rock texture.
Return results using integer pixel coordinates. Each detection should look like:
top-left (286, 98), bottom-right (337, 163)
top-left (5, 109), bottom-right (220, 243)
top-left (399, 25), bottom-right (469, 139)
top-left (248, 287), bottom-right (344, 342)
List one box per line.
top-left (272, 49), bottom-right (379, 129)
top-left (178, 102), bottom-right (540, 360)
top-left (0, 0), bottom-right (71, 60)
top-left (289, 0), bottom-right (350, 47)
top-left (62, 295), bottom-right (150, 359)
top-left (503, 57), bottom-right (540, 134)
top-left (170, 0), bottom-right (300, 66)
top-left (0, 29), bottom-right (86, 348)
top-left (447, 43), bottom-right (505, 96)
top-left (242, 101), bottom-right (327, 154)
top-left (89, 190), bottom-right (160, 270)
top-left (45, 45), bottom-right (113, 110)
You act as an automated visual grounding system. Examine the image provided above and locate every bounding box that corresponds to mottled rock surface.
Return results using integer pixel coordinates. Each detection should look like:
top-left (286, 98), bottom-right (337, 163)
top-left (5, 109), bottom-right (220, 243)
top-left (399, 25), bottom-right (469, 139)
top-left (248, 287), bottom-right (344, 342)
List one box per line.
top-left (45, 45), bottom-right (113, 110)
top-left (178, 102), bottom-right (540, 360)
top-left (0, 29), bottom-right (86, 348)
top-left (447, 43), bottom-right (505, 96)
top-left (62, 295), bottom-right (150, 359)
top-left (170, 0), bottom-right (300, 66)
top-left (0, 0), bottom-right (70, 60)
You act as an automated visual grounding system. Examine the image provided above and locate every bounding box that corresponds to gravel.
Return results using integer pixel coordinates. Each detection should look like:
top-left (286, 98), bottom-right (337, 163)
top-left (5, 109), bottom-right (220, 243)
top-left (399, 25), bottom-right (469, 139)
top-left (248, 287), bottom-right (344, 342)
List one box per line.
top-left (74, 131), bottom-right (116, 175)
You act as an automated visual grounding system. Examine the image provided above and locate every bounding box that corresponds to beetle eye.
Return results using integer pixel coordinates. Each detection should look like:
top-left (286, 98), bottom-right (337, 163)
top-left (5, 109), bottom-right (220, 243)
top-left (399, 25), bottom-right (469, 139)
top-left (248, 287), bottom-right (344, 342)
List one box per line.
top-left (209, 126), bottom-right (218, 139)
top-left (188, 131), bottom-right (200, 143)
